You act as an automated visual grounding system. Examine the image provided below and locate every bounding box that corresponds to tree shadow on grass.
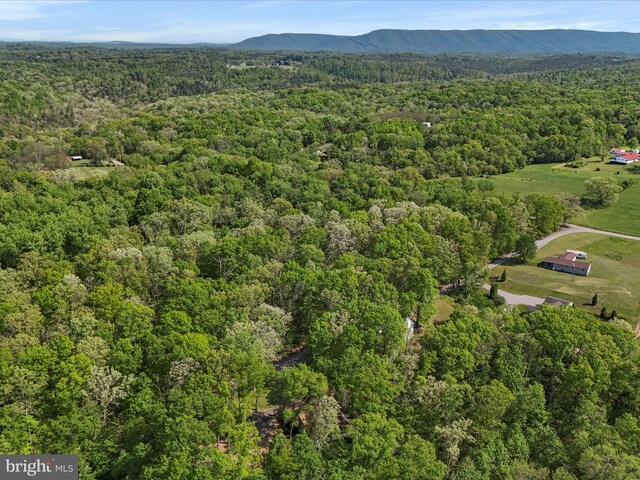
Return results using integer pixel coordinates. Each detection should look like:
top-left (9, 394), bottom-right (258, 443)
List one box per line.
top-left (580, 196), bottom-right (606, 209)
top-left (497, 257), bottom-right (521, 267)
top-left (627, 164), bottom-right (640, 175)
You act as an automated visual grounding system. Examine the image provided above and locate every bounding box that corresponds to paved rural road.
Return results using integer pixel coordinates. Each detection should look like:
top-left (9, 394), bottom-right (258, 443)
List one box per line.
top-left (481, 284), bottom-right (546, 307)
top-left (484, 224), bottom-right (640, 307)
top-left (536, 224), bottom-right (640, 248)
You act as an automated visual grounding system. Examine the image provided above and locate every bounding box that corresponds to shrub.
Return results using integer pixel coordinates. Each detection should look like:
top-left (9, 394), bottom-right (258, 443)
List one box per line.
top-left (566, 160), bottom-right (585, 168)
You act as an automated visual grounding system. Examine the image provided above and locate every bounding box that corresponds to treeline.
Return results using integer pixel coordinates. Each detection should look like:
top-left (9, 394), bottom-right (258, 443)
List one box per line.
top-left (1, 45), bottom-right (639, 106)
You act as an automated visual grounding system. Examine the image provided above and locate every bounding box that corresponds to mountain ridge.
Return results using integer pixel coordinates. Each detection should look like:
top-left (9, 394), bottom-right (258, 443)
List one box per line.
top-left (3, 29), bottom-right (640, 54)
top-left (229, 29), bottom-right (640, 54)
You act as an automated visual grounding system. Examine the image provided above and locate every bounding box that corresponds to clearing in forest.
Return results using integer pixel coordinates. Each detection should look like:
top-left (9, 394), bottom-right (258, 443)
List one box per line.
top-left (490, 157), bottom-right (640, 236)
top-left (498, 233), bottom-right (640, 322)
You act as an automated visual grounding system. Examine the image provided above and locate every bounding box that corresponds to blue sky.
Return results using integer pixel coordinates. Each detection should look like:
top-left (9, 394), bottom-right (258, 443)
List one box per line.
top-left (1, 1), bottom-right (639, 43)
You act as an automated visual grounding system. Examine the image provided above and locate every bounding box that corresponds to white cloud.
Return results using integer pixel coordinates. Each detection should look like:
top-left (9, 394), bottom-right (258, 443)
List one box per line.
top-left (495, 21), bottom-right (618, 31)
top-left (92, 26), bottom-right (126, 32)
top-left (0, 0), bottom-right (639, 43)
top-left (240, 0), bottom-right (287, 11)
top-left (0, 1), bottom-right (85, 22)
top-left (0, 2), bottom-right (48, 21)
top-left (0, 19), bottom-right (284, 43)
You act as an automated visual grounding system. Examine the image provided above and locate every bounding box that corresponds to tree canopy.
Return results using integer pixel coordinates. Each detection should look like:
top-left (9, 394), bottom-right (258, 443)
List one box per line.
top-left (0, 46), bottom-right (639, 479)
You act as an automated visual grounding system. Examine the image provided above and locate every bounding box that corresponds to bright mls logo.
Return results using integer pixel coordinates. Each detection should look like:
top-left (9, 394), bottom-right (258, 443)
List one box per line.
top-left (0, 455), bottom-right (78, 479)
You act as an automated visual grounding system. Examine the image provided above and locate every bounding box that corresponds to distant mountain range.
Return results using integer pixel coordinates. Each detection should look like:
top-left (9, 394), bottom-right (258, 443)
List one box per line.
top-left (4, 29), bottom-right (640, 55)
top-left (228, 29), bottom-right (640, 54)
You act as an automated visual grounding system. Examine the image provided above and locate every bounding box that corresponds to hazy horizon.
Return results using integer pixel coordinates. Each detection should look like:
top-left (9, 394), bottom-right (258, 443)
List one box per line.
top-left (1, 1), bottom-right (640, 44)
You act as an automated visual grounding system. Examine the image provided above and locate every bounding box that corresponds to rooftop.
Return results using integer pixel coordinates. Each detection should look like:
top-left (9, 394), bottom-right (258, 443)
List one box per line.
top-left (544, 296), bottom-right (574, 307)
top-left (544, 251), bottom-right (591, 269)
top-left (616, 153), bottom-right (640, 160)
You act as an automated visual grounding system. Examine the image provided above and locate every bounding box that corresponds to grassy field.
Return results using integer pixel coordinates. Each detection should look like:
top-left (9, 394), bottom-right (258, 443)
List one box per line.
top-left (70, 159), bottom-right (91, 167)
top-left (38, 167), bottom-right (112, 183)
top-left (489, 157), bottom-right (640, 235)
top-left (497, 233), bottom-right (640, 322)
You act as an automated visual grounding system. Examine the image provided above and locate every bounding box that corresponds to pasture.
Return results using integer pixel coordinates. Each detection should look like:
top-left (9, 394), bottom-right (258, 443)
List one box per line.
top-left (489, 157), bottom-right (640, 235)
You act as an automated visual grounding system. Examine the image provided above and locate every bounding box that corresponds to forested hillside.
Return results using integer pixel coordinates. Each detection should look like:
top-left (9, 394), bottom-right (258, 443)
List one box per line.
top-left (230, 29), bottom-right (640, 54)
top-left (1, 47), bottom-right (640, 479)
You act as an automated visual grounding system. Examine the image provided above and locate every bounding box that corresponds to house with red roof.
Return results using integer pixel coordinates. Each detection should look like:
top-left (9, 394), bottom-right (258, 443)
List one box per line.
top-left (543, 251), bottom-right (591, 276)
top-left (610, 148), bottom-right (640, 164)
top-left (612, 152), bottom-right (640, 164)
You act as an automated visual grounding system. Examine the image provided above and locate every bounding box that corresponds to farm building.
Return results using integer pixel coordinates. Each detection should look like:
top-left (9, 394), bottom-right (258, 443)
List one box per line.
top-left (610, 147), bottom-right (640, 164)
top-left (612, 152), bottom-right (640, 164)
top-left (542, 251), bottom-right (591, 276)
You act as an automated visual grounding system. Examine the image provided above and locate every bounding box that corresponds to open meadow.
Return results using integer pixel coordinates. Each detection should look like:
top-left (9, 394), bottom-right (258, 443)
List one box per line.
top-left (490, 157), bottom-right (640, 236)
top-left (498, 233), bottom-right (640, 322)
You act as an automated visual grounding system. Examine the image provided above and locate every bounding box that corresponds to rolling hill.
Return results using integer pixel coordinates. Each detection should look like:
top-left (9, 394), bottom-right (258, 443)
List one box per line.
top-left (229, 29), bottom-right (640, 54)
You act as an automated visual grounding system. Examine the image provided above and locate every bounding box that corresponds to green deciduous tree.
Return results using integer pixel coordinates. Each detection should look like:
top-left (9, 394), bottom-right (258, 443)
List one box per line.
top-left (584, 177), bottom-right (623, 206)
top-left (515, 234), bottom-right (537, 264)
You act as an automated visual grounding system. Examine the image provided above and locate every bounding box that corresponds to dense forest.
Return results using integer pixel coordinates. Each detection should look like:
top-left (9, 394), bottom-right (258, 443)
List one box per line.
top-left (1, 47), bottom-right (640, 479)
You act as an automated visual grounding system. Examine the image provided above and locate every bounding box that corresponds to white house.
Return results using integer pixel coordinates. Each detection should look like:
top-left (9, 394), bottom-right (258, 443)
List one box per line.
top-left (612, 152), bottom-right (640, 164)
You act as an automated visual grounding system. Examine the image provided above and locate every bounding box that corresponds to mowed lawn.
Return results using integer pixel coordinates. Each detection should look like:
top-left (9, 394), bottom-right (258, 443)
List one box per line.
top-left (498, 233), bottom-right (640, 322)
top-left (489, 158), bottom-right (640, 236)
